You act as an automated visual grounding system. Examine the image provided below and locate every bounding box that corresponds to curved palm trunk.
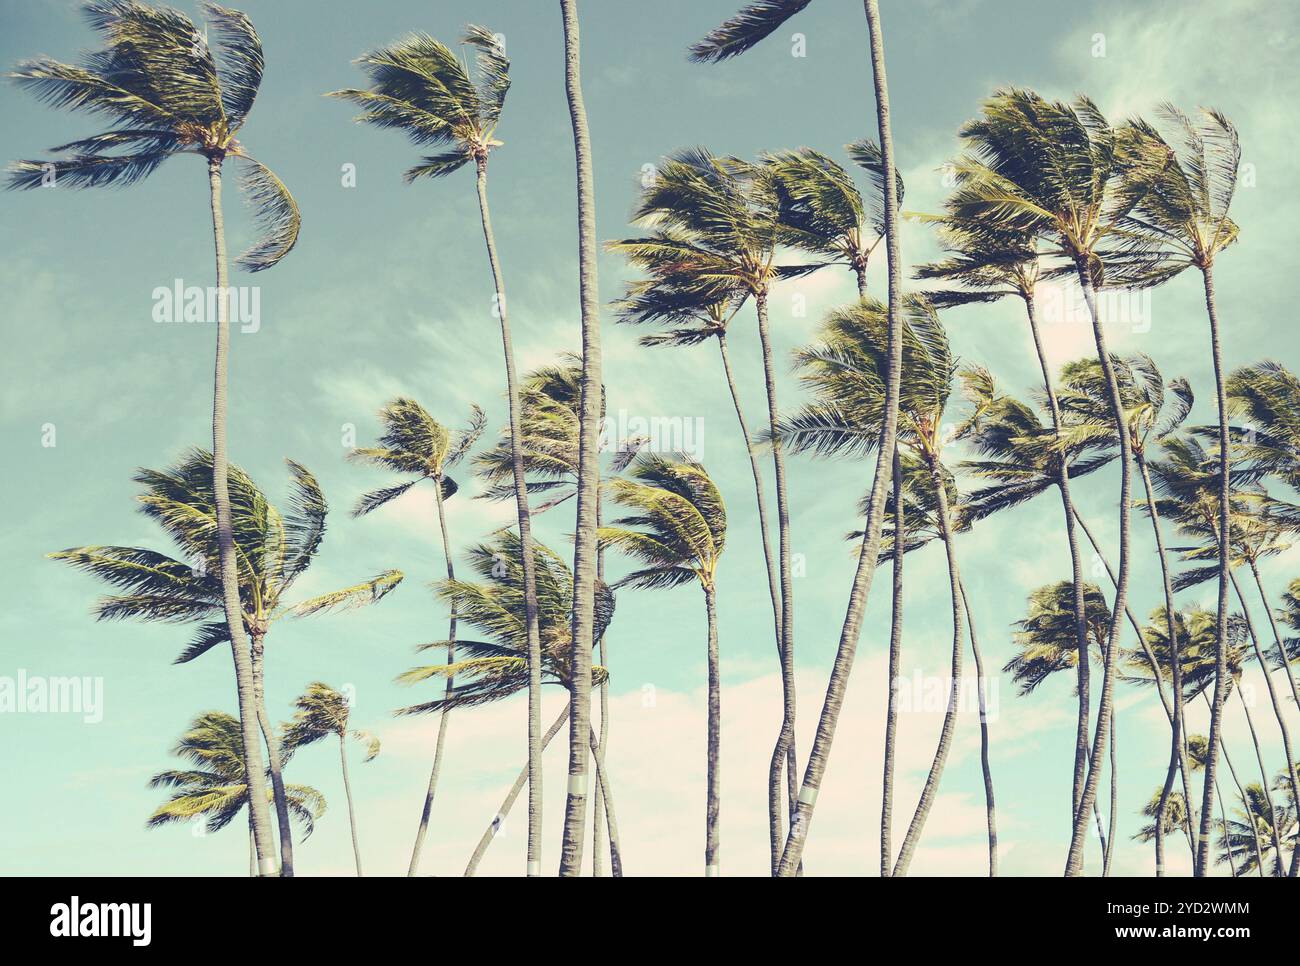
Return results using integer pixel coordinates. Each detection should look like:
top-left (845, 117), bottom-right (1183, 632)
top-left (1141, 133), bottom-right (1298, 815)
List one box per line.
top-left (716, 335), bottom-right (787, 867)
top-left (473, 159), bottom-right (545, 875)
top-left (1064, 266), bottom-right (1134, 877)
top-left (1248, 559), bottom-right (1300, 720)
top-left (703, 582), bottom-right (722, 875)
top-left (960, 576), bottom-right (997, 876)
top-left (1022, 295), bottom-right (1093, 824)
top-left (207, 156), bottom-right (275, 876)
top-left (338, 733), bottom-right (364, 876)
top-left (892, 457), bottom-right (964, 876)
top-left (880, 450), bottom-right (905, 876)
top-left (1105, 713), bottom-right (1117, 876)
top-left (1195, 263), bottom-right (1234, 877)
top-left (587, 724), bottom-right (623, 876)
top-left (1233, 683), bottom-right (1284, 873)
top-left (1198, 689), bottom-right (1262, 875)
top-left (592, 506), bottom-right (609, 877)
top-left (777, 0), bottom-right (901, 876)
top-left (558, 0), bottom-right (603, 875)
top-left (464, 702), bottom-right (571, 876)
top-left (408, 478), bottom-right (458, 876)
top-left (754, 291), bottom-right (798, 874)
top-left (250, 638), bottom-right (294, 877)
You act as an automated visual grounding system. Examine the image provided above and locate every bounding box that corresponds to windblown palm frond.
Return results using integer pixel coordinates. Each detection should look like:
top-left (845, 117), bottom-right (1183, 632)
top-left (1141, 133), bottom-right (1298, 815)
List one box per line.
top-left (1007, 580), bottom-right (1112, 694)
top-left (689, 0), bottom-right (814, 63)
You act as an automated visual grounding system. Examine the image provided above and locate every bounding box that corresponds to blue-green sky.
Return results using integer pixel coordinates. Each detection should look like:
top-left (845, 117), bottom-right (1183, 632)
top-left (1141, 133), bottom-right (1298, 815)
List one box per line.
top-left (2, 0), bottom-right (1298, 876)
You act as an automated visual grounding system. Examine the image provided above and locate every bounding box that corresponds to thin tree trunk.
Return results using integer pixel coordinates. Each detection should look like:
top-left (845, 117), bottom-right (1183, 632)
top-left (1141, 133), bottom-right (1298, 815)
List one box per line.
top-left (1203, 693), bottom-right (1262, 877)
top-left (339, 733), bottom-right (363, 876)
top-left (592, 504), bottom-right (609, 876)
top-left (207, 155), bottom-right (275, 875)
top-left (250, 637), bottom-right (293, 877)
top-left (703, 581), bottom-right (722, 875)
top-left (717, 333), bottom-right (787, 868)
top-left (880, 449), bottom-right (904, 876)
top-left (754, 290), bottom-right (798, 874)
top-left (1064, 264), bottom-right (1134, 876)
top-left (1091, 800), bottom-right (1108, 868)
top-left (464, 702), bottom-right (570, 877)
top-left (408, 478), bottom-right (457, 876)
top-left (473, 158), bottom-right (545, 876)
top-left (1248, 559), bottom-right (1300, 721)
top-left (1105, 710), bottom-right (1117, 876)
top-left (959, 576), bottom-right (997, 876)
top-left (777, 0), bottom-right (902, 876)
top-left (588, 724), bottom-right (623, 877)
top-left (892, 457), bottom-right (964, 876)
top-left (247, 814), bottom-right (255, 877)
top-left (1234, 683), bottom-right (1283, 874)
top-left (558, 0), bottom-right (602, 875)
top-left (1195, 263), bottom-right (1234, 877)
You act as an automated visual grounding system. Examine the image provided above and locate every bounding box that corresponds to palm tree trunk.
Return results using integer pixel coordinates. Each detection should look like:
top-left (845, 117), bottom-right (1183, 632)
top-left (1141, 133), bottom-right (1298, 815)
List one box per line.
top-left (880, 449), bottom-right (904, 876)
top-left (592, 504), bottom-right (610, 876)
top-left (247, 814), bottom-right (255, 877)
top-left (464, 701), bottom-right (571, 877)
top-left (1215, 777), bottom-right (1239, 877)
top-left (557, 0), bottom-right (603, 876)
top-left (1247, 559), bottom-right (1300, 717)
top-left (206, 155), bottom-right (275, 876)
top-left (587, 726), bottom-right (624, 877)
top-left (754, 290), bottom-right (798, 874)
top-left (1233, 683), bottom-right (1284, 874)
top-left (473, 158), bottom-right (545, 876)
top-left (1064, 263), bottom-right (1134, 876)
top-left (1022, 294), bottom-right (1093, 825)
top-left (250, 636), bottom-right (294, 877)
top-left (1195, 263), bottom-right (1234, 877)
top-left (1202, 693), bottom-right (1262, 877)
top-left (1137, 455), bottom-right (1197, 871)
top-left (703, 581), bottom-right (722, 875)
top-left (1105, 711), bottom-right (1117, 876)
top-left (776, 0), bottom-right (901, 876)
top-left (892, 456), bottom-right (965, 876)
top-left (959, 576), bottom-right (997, 876)
top-left (408, 477), bottom-right (457, 876)
top-left (336, 733), bottom-right (364, 876)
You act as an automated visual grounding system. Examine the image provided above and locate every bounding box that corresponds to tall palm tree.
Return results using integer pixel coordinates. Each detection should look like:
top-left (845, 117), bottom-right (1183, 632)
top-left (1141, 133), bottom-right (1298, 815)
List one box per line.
top-left (329, 26), bottom-right (546, 873)
top-left (282, 683), bottom-right (380, 877)
top-left (394, 530), bottom-right (619, 876)
top-left (349, 398), bottom-right (484, 877)
top-left (51, 449), bottom-right (401, 877)
top-left (9, 0), bottom-right (301, 873)
top-left (614, 147), bottom-right (801, 871)
top-left (949, 89), bottom-right (1148, 874)
top-left (147, 710), bottom-right (324, 875)
top-left (1116, 105), bottom-right (1243, 875)
top-left (1056, 353), bottom-right (1197, 870)
top-left (1217, 783), bottom-right (1295, 877)
top-left (599, 453), bottom-right (727, 875)
top-left (777, 295), bottom-right (981, 875)
top-left (556, 0), bottom-right (604, 874)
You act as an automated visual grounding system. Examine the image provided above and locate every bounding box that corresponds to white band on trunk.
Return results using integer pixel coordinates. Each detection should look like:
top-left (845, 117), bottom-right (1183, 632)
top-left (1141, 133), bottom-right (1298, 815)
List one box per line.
top-left (567, 773), bottom-right (587, 796)
top-left (797, 784), bottom-right (818, 806)
top-left (705, 864), bottom-right (720, 877)
top-left (527, 860), bottom-right (541, 876)
top-left (258, 857), bottom-right (278, 876)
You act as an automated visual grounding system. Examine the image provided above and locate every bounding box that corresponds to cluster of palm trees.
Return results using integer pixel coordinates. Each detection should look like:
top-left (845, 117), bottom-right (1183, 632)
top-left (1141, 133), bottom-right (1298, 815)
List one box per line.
top-left (13, 0), bottom-right (1298, 876)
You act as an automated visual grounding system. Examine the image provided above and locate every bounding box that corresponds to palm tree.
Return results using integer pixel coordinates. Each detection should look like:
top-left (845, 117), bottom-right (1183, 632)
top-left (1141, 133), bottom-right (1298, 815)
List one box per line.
top-left (349, 398), bottom-right (484, 877)
top-left (1056, 353), bottom-right (1197, 871)
top-left (556, 0), bottom-right (604, 874)
top-left (1226, 362), bottom-right (1300, 491)
top-left (1134, 788), bottom-right (1189, 852)
top-left (394, 530), bottom-right (619, 876)
top-left (1116, 105), bottom-right (1243, 876)
top-left (599, 453), bottom-right (727, 875)
top-left (9, 0), bottom-right (301, 874)
top-left (51, 449), bottom-right (401, 877)
top-left (949, 88), bottom-right (1149, 874)
top-left (147, 710), bottom-right (324, 875)
top-left (613, 147), bottom-right (800, 871)
top-left (1217, 784), bottom-right (1294, 876)
top-left (329, 26), bottom-right (547, 874)
top-left (282, 683), bottom-right (380, 877)
top-left (777, 295), bottom-right (982, 875)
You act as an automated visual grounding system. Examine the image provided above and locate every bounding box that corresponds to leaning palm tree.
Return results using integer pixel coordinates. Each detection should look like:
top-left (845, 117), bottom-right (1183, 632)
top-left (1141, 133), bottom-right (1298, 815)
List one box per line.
top-left (776, 295), bottom-right (986, 875)
top-left (394, 530), bottom-right (620, 877)
top-left (1056, 353), bottom-right (1197, 871)
top-left (349, 398), bottom-right (484, 877)
top-left (9, 0), bottom-right (301, 873)
top-left (282, 683), bottom-right (380, 877)
top-left (51, 449), bottom-right (401, 877)
top-left (599, 453), bottom-right (727, 876)
top-left (1115, 105), bottom-right (1243, 876)
top-left (329, 26), bottom-right (546, 874)
top-left (948, 88), bottom-right (1147, 875)
top-left (1217, 784), bottom-right (1295, 877)
top-left (147, 710), bottom-right (324, 875)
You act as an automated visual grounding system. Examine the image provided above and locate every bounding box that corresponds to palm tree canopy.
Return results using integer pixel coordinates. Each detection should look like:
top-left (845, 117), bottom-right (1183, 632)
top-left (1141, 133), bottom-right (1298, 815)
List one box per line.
top-left (328, 25), bottom-right (509, 181)
top-left (8, 1), bottom-right (300, 270)
top-left (599, 453), bottom-right (727, 592)
top-left (1122, 606), bottom-right (1249, 698)
top-left (914, 218), bottom-right (1040, 307)
top-left (1133, 787), bottom-right (1189, 842)
top-left (395, 530), bottom-right (614, 714)
top-left (1217, 782), bottom-right (1295, 875)
top-left (689, 0), bottom-right (814, 62)
top-left (1007, 580), bottom-right (1111, 694)
top-left (1056, 352), bottom-right (1193, 456)
top-left (282, 682), bottom-right (380, 761)
top-left (148, 710), bottom-right (325, 835)
top-left (50, 449), bottom-right (402, 662)
top-left (1223, 361), bottom-right (1300, 490)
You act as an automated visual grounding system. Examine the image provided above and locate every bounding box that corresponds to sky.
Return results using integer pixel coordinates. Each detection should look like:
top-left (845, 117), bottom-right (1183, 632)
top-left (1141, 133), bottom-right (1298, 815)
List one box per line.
top-left (1, 0), bottom-right (1298, 877)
